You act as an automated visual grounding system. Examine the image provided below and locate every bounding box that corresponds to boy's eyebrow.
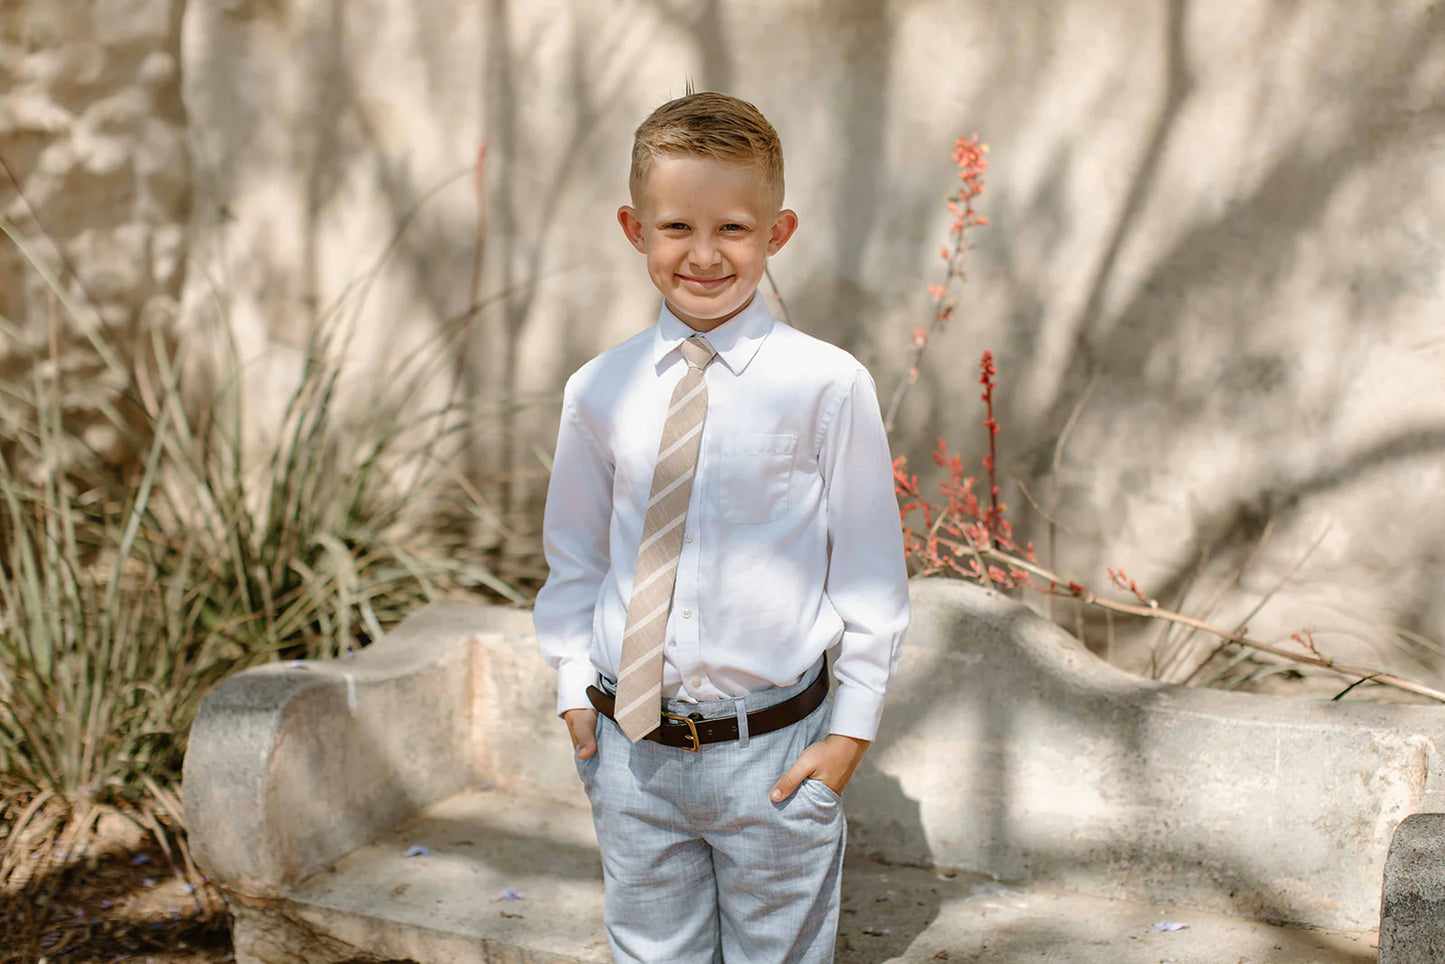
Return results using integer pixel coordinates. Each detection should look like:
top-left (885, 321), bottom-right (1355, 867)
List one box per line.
top-left (651, 212), bottom-right (758, 224)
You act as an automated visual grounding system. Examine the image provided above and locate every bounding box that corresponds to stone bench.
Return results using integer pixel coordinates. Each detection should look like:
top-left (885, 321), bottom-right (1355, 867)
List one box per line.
top-left (182, 579), bottom-right (1445, 962)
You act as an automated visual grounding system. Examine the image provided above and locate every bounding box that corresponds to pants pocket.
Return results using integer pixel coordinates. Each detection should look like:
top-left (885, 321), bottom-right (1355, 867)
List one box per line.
top-left (574, 717), bottom-right (602, 793)
top-left (799, 777), bottom-right (841, 806)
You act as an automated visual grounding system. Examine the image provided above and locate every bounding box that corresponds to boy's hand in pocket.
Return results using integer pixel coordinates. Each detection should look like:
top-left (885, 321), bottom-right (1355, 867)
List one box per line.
top-left (563, 708), bottom-right (599, 760)
top-left (770, 734), bottom-right (870, 801)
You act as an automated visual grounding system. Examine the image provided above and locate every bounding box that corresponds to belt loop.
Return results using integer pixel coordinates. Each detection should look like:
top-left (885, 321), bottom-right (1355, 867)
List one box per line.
top-left (734, 697), bottom-right (750, 748)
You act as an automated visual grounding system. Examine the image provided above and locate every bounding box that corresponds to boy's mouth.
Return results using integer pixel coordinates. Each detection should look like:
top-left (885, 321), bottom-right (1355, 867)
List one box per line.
top-left (678, 274), bottom-right (733, 291)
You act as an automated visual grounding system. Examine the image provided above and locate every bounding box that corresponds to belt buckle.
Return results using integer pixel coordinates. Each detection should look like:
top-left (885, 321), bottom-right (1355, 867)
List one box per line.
top-left (660, 711), bottom-right (701, 752)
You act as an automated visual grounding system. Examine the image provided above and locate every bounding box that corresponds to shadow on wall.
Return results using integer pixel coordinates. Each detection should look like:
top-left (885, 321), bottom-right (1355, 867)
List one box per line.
top-left (187, 0), bottom-right (627, 541)
top-left (898, 0), bottom-right (1445, 663)
top-left (185, 0), bottom-right (1445, 546)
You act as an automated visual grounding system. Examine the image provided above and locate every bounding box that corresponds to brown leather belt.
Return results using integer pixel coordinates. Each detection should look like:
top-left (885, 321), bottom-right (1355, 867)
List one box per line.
top-left (586, 662), bottom-right (829, 751)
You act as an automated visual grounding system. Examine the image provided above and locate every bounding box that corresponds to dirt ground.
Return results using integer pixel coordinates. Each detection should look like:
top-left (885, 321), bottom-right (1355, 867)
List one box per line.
top-left (1, 818), bottom-right (233, 964)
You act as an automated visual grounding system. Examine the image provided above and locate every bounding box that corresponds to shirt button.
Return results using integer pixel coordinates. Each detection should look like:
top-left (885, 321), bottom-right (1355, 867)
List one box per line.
top-left (683, 533), bottom-right (695, 544)
top-left (681, 607), bottom-right (693, 618)
top-left (689, 676), bottom-right (703, 689)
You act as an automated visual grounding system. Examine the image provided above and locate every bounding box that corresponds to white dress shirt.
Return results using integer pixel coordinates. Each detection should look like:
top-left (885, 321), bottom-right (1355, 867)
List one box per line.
top-left (533, 295), bottom-right (910, 741)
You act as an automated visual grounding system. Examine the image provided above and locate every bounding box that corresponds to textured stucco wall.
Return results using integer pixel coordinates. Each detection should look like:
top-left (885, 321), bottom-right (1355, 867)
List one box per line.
top-left (1, 0), bottom-right (189, 466)
top-left (122, 0), bottom-right (1445, 681)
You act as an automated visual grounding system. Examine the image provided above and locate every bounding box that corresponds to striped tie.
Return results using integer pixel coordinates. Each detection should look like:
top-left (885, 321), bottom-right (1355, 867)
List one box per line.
top-left (613, 335), bottom-right (716, 742)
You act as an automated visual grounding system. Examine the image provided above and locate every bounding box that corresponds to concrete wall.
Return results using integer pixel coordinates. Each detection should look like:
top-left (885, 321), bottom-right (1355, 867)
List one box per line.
top-left (1, 0), bottom-right (189, 467)
top-left (10, 1), bottom-right (1442, 680)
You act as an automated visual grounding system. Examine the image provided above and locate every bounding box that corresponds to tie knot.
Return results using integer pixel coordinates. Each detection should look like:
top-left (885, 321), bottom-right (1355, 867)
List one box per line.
top-left (679, 335), bottom-right (716, 370)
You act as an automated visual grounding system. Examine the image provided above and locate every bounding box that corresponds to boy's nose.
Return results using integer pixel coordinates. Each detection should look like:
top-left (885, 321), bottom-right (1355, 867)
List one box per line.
top-left (688, 239), bottom-right (721, 268)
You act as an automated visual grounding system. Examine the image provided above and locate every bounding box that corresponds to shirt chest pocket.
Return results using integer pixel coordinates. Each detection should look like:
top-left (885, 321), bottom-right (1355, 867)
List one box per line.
top-left (719, 433), bottom-right (797, 524)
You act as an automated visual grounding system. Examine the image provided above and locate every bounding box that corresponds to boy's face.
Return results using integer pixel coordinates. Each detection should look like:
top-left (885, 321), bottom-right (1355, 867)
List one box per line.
top-left (618, 155), bottom-right (798, 332)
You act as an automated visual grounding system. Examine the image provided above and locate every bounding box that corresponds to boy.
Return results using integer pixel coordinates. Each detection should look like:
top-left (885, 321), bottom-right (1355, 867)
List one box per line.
top-left (533, 91), bottom-right (910, 963)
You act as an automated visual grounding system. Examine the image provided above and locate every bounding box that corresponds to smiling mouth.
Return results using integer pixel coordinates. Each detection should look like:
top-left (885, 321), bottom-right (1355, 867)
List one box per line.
top-left (678, 274), bottom-right (732, 289)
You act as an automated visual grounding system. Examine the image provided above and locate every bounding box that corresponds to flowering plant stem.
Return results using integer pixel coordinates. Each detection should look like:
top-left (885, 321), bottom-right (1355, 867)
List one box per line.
top-left (883, 135), bottom-right (988, 436)
top-left (883, 222), bottom-right (968, 434)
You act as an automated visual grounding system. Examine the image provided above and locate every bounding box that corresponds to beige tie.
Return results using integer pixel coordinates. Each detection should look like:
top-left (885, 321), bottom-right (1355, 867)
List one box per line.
top-left (613, 335), bottom-right (717, 742)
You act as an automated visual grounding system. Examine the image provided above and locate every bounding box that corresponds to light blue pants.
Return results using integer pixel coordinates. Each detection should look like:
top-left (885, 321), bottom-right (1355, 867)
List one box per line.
top-left (577, 661), bottom-right (845, 963)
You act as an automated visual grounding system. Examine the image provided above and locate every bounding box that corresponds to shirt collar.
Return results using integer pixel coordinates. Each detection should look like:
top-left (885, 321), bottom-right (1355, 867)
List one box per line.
top-left (652, 295), bottom-right (775, 375)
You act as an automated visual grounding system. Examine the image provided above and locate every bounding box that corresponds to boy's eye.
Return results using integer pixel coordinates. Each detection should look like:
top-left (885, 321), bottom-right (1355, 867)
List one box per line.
top-left (663, 222), bottom-right (689, 232)
top-left (721, 223), bottom-right (746, 233)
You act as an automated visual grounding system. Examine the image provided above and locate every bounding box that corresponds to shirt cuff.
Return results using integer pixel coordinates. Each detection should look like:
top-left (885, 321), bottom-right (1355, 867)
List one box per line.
top-left (827, 681), bottom-right (886, 742)
top-left (556, 657), bottom-right (597, 717)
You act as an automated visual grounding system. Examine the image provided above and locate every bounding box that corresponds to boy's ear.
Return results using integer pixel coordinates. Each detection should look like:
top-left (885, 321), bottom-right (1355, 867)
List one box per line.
top-left (767, 209), bottom-right (799, 256)
top-left (618, 206), bottom-right (646, 252)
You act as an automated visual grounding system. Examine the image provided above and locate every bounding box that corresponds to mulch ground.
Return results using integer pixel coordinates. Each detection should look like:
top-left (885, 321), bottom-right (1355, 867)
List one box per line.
top-left (1, 824), bottom-right (233, 964)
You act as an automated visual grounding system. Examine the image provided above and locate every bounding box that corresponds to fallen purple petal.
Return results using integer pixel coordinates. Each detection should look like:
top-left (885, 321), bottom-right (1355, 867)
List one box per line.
top-left (403, 845), bottom-right (431, 858)
top-left (1153, 920), bottom-right (1189, 932)
top-left (490, 887), bottom-right (525, 902)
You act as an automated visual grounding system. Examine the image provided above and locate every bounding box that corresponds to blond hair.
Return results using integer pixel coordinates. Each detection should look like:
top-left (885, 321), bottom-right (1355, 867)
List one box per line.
top-left (628, 92), bottom-right (784, 209)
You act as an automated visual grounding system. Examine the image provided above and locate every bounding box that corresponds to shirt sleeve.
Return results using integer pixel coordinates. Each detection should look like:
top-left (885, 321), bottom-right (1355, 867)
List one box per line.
top-left (533, 382), bottom-right (613, 716)
top-left (818, 367), bottom-right (911, 741)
